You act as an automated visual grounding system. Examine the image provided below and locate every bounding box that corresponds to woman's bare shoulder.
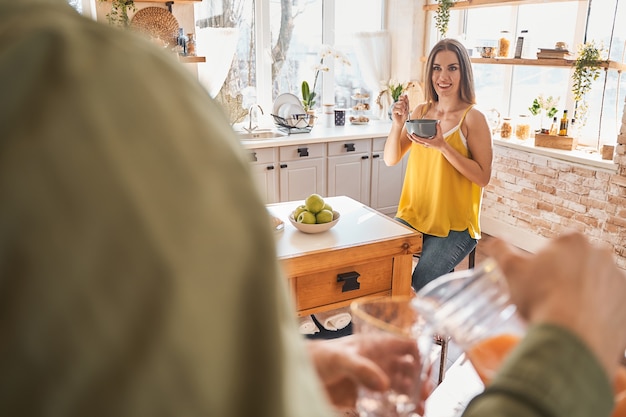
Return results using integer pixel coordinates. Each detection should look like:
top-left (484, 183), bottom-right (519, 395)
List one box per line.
top-left (465, 106), bottom-right (489, 125)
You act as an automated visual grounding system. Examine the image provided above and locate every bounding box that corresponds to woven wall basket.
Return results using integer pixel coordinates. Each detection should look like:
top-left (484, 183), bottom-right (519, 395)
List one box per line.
top-left (130, 7), bottom-right (179, 48)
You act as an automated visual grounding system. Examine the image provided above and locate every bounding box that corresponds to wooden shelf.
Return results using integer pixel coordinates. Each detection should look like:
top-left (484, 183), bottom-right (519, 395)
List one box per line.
top-left (470, 57), bottom-right (626, 72)
top-left (178, 55), bottom-right (206, 64)
top-left (424, 0), bottom-right (584, 11)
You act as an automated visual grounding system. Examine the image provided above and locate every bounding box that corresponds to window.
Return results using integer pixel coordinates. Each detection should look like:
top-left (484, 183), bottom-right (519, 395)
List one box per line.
top-left (428, 0), bottom-right (626, 148)
top-left (197, 0), bottom-right (384, 123)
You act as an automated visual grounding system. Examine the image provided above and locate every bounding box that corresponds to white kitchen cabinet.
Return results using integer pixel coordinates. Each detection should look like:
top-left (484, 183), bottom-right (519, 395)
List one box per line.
top-left (248, 147), bottom-right (279, 204)
top-left (327, 139), bottom-right (372, 205)
top-left (370, 137), bottom-right (408, 216)
top-left (278, 143), bottom-right (326, 202)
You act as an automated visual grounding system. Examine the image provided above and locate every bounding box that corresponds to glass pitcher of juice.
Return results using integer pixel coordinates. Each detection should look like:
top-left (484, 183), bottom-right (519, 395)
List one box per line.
top-left (411, 258), bottom-right (525, 385)
top-left (412, 260), bottom-right (626, 395)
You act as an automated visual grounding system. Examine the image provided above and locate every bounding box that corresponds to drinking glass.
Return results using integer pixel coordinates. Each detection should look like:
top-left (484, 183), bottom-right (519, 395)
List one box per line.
top-left (350, 296), bottom-right (434, 417)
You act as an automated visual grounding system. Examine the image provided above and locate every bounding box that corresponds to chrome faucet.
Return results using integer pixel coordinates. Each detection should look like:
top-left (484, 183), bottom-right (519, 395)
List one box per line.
top-left (244, 104), bottom-right (264, 133)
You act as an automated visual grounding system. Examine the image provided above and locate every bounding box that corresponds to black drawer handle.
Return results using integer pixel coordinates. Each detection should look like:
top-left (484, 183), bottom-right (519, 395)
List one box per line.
top-left (251, 151), bottom-right (258, 162)
top-left (280, 163), bottom-right (288, 169)
top-left (298, 147), bottom-right (309, 157)
top-left (372, 154), bottom-right (380, 159)
top-left (344, 143), bottom-right (356, 152)
top-left (266, 165), bottom-right (274, 170)
top-left (337, 271), bottom-right (360, 292)
top-left (361, 155), bottom-right (369, 160)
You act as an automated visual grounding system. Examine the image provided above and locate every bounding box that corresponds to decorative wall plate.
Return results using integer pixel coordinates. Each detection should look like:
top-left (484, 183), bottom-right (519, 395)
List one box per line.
top-left (130, 7), bottom-right (179, 48)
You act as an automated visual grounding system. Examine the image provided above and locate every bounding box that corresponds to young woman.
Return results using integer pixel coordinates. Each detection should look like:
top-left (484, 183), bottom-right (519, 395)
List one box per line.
top-left (384, 38), bottom-right (493, 291)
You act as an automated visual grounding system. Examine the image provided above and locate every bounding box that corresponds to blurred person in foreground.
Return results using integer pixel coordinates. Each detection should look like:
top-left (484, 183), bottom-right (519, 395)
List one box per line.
top-left (385, 38), bottom-right (493, 292)
top-left (0, 1), bottom-right (423, 416)
top-left (1, 2), bottom-right (625, 417)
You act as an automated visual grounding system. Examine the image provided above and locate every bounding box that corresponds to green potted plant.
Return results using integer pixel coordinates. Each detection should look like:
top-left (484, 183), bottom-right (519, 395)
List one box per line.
top-left (434, 0), bottom-right (454, 38)
top-left (528, 94), bottom-right (559, 132)
top-left (100, 0), bottom-right (136, 27)
top-left (386, 80), bottom-right (407, 119)
top-left (571, 41), bottom-right (603, 130)
top-left (301, 80), bottom-right (316, 113)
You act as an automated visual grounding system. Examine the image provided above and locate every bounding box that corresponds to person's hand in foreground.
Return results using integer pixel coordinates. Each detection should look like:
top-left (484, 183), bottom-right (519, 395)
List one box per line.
top-left (485, 231), bottom-right (626, 380)
top-left (307, 333), bottom-right (433, 413)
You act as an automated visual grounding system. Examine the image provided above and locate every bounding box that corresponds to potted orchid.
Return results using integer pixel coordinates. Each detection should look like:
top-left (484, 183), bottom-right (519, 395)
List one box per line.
top-left (301, 45), bottom-right (350, 114)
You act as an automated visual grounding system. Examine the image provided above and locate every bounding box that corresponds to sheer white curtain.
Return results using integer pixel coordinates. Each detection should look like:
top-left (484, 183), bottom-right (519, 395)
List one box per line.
top-left (353, 31), bottom-right (391, 120)
top-left (196, 28), bottom-right (239, 98)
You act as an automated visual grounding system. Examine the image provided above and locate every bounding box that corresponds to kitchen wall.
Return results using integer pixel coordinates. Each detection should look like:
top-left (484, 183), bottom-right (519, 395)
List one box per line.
top-left (481, 98), bottom-right (626, 269)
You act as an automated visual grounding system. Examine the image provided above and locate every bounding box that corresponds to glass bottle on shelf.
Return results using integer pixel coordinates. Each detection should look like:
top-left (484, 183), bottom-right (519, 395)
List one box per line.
top-left (186, 33), bottom-right (196, 57)
top-left (548, 116), bottom-right (558, 135)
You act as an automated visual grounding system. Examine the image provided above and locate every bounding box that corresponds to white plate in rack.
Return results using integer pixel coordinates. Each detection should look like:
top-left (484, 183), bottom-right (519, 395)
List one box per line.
top-left (273, 93), bottom-right (304, 116)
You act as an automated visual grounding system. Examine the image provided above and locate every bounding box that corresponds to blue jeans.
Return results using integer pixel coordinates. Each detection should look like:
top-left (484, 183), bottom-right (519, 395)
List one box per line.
top-left (395, 218), bottom-right (477, 292)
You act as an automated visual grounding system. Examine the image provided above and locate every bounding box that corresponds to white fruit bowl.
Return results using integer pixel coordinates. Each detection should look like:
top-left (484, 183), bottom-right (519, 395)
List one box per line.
top-left (289, 210), bottom-right (340, 234)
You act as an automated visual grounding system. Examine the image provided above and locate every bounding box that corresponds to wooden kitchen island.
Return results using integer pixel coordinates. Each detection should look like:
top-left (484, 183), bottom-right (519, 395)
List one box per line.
top-left (267, 196), bottom-right (422, 317)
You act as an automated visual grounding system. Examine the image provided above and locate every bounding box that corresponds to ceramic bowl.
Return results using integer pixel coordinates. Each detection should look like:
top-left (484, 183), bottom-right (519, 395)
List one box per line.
top-left (406, 119), bottom-right (438, 138)
top-left (289, 210), bottom-right (340, 234)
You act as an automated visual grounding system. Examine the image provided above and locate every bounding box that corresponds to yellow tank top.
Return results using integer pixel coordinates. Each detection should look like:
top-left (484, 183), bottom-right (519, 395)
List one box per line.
top-left (396, 105), bottom-right (483, 239)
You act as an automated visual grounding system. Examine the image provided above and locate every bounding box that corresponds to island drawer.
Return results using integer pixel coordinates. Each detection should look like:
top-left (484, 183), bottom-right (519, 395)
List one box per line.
top-left (292, 258), bottom-right (393, 311)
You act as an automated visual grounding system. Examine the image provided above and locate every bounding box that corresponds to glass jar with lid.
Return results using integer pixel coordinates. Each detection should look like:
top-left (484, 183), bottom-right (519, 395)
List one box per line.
top-left (498, 31), bottom-right (511, 58)
top-left (500, 117), bottom-right (512, 139)
top-left (515, 115), bottom-right (531, 140)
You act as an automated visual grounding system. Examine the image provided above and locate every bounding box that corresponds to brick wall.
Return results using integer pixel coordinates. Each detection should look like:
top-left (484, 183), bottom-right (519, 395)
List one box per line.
top-left (482, 99), bottom-right (626, 270)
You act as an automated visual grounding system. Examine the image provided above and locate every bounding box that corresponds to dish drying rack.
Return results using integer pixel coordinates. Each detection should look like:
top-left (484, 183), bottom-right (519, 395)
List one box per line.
top-left (271, 114), bottom-right (313, 134)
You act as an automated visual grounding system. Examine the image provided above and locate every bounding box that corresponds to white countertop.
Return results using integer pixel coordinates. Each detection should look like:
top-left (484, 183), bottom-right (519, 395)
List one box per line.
top-left (238, 120), bottom-right (393, 149)
top-left (236, 119), bottom-right (616, 171)
top-left (266, 196), bottom-right (416, 260)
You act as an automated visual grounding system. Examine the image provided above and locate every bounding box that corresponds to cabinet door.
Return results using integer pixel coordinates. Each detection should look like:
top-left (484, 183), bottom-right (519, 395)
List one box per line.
top-left (248, 148), bottom-right (279, 204)
top-left (279, 158), bottom-right (326, 202)
top-left (327, 154), bottom-right (371, 205)
top-left (279, 143), bottom-right (326, 202)
top-left (327, 139), bottom-right (372, 205)
top-left (370, 138), bottom-right (408, 216)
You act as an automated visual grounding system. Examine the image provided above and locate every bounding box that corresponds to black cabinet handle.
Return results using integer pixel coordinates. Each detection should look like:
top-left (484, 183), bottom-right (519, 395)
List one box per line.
top-left (298, 147), bottom-right (309, 157)
top-left (361, 155), bottom-right (369, 160)
top-left (266, 165), bottom-right (274, 170)
top-left (280, 163), bottom-right (288, 169)
top-left (251, 152), bottom-right (258, 162)
top-left (372, 154), bottom-right (380, 159)
top-left (337, 271), bottom-right (360, 292)
top-left (344, 143), bottom-right (356, 152)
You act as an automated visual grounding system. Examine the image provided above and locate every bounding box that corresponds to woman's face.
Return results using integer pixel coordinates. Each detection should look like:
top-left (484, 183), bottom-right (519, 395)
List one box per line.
top-left (431, 50), bottom-right (462, 100)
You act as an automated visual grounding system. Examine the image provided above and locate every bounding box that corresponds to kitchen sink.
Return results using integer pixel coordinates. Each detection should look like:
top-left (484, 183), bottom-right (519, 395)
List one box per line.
top-left (237, 130), bottom-right (287, 140)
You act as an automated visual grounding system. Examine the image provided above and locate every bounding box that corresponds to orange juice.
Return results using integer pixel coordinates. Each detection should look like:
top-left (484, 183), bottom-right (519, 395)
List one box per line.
top-left (466, 333), bottom-right (521, 385)
top-left (614, 367), bottom-right (626, 417)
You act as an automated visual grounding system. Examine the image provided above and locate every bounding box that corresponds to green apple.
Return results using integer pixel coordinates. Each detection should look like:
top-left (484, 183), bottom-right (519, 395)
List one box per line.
top-left (305, 193), bottom-right (325, 214)
top-left (322, 203), bottom-right (333, 212)
top-left (297, 211), bottom-right (316, 224)
top-left (315, 209), bottom-right (334, 224)
top-left (293, 204), bottom-right (307, 220)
